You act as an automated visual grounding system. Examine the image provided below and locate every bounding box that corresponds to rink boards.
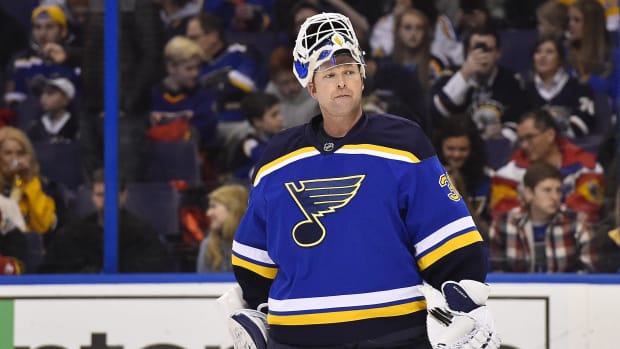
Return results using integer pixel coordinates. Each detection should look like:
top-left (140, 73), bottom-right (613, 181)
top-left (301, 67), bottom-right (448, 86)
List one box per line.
top-left (0, 273), bottom-right (619, 349)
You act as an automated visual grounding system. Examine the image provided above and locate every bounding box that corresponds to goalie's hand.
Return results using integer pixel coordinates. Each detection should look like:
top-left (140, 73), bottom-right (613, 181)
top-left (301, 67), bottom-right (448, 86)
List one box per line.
top-left (228, 307), bottom-right (268, 349)
top-left (217, 285), bottom-right (269, 349)
top-left (418, 280), bottom-right (500, 349)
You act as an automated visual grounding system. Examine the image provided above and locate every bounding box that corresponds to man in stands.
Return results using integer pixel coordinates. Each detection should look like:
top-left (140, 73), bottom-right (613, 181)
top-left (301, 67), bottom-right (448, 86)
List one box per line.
top-left (491, 108), bottom-right (604, 222)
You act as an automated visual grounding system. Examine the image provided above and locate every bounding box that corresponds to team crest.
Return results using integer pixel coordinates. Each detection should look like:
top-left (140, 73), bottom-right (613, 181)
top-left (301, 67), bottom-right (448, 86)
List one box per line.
top-left (285, 175), bottom-right (365, 247)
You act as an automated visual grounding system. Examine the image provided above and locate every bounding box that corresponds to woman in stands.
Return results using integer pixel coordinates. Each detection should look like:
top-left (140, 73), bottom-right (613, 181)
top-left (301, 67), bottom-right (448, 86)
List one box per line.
top-left (524, 35), bottom-right (596, 138)
top-left (387, 8), bottom-right (444, 92)
top-left (369, 8), bottom-right (444, 131)
top-left (0, 127), bottom-right (56, 235)
top-left (536, 0), bottom-right (568, 39)
top-left (566, 0), bottom-right (617, 98)
top-left (196, 184), bottom-right (248, 272)
top-left (433, 116), bottom-right (493, 240)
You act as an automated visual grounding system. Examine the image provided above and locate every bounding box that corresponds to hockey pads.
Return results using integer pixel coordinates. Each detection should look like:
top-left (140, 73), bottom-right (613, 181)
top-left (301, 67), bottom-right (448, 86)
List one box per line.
top-left (418, 280), bottom-right (500, 349)
top-left (216, 285), bottom-right (269, 349)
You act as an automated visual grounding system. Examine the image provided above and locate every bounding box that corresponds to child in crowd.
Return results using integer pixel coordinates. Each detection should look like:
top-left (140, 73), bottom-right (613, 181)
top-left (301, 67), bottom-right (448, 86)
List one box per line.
top-left (229, 92), bottom-right (283, 182)
top-left (27, 76), bottom-right (79, 143)
top-left (489, 161), bottom-right (598, 272)
top-left (149, 36), bottom-right (217, 147)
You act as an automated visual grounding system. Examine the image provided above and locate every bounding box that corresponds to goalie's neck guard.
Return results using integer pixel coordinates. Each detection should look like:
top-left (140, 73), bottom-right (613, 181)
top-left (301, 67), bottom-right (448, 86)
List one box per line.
top-left (293, 12), bottom-right (366, 88)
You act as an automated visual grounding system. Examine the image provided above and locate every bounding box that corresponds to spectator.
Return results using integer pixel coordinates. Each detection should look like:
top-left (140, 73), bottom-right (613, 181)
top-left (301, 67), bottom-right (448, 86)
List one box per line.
top-left (381, 8), bottom-right (444, 92)
top-left (524, 35), bottom-right (595, 138)
top-left (265, 46), bottom-right (319, 129)
top-left (196, 184), bottom-right (248, 272)
top-left (369, 0), bottom-right (414, 58)
top-left (566, 0), bottom-right (617, 98)
top-left (230, 92), bottom-right (284, 182)
top-left (560, 0), bottom-right (619, 31)
top-left (40, 169), bottom-right (173, 273)
top-left (186, 13), bottom-right (263, 157)
top-left (489, 161), bottom-right (598, 272)
top-left (370, 0), bottom-right (463, 67)
top-left (0, 195), bottom-right (29, 274)
top-left (26, 76), bottom-right (79, 143)
top-left (0, 6), bottom-right (28, 90)
top-left (434, 115), bottom-right (493, 238)
top-left (287, 1), bottom-right (321, 44)
top-left (592, 184), bottom-right (620, 272)
top-left (202, 0), bottom-right (274, 32)
top-left (0, 127), bottom-right (56, 235)
top-left (149, 36), bottom-right (217, 147)
top-left (158, 0), bottom-right (200, 43)
top-left (490, 109), bottom-right (604, 222)
top-left (282, 1), bottom-right (369, 48)
top-left (431, 25), bottom-right (527, 140)
top-left (536, 0), bottom-right (569, 39)
top-left (4, 5), bottom-right (80, 107)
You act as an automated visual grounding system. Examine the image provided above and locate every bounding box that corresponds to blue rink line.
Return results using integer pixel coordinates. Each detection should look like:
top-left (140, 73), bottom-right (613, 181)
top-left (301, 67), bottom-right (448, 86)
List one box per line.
top-left (0, 273), bottom-right (620, 285)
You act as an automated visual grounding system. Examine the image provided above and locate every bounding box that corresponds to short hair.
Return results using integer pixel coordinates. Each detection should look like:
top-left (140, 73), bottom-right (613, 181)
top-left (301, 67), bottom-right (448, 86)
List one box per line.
top-left (536, 0), bottom-right (568, 35)
top-left (164, 36), bottom-right (205, 64)
top-left (523, 161), bottom-right (562, 189)
top-left (463, 24), bottom-right (501, 57)
top-left (191, 12), bottom-right (224, 40)
top-left (269, 46), bottom-right (294, 80)
top-left (520, 108), bottom-right (560, 136)
top-left (241, 92), bottom-right (279, 125)
top-left (92, 168), bottom-right (127, 192)
top-left (532, 34), bottom-right (566, 66)
top-left (460, 0), bottom-right (488, 14)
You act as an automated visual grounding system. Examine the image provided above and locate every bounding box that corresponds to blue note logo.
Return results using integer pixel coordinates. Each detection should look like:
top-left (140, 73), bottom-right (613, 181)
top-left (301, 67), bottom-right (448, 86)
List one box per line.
top-left (285, 175), bottom-right (365, 247)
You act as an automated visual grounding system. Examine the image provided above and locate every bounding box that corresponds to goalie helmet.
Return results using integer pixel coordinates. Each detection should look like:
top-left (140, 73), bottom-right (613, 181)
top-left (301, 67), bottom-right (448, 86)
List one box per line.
top-left (293, 12), bottom-right (366, 88)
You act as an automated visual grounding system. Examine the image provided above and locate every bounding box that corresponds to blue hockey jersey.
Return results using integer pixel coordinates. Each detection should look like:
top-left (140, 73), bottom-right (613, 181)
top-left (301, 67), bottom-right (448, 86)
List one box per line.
top-left (232, 113), bottom-right (488, 346)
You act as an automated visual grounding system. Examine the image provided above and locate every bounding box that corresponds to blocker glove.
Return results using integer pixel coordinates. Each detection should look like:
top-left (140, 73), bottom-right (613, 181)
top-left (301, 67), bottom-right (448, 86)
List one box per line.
top-left (419, 280), bottom-right (501, 349)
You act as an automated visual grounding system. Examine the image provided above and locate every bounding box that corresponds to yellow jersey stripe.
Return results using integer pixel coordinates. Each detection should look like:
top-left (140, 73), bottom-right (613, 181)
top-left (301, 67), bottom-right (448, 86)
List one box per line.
top-left (232, 254), bottom-right (278, 279)
top-left (253, 147), bottom-right (319, 186)
top-left (417, 230), bottom-right (483, 271)
top-left (267, 300), bottom-right (426, 325)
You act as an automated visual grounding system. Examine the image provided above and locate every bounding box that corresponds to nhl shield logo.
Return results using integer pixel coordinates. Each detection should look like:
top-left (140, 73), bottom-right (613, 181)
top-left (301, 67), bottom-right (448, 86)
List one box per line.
top-left (323, 142), bottom-right (335, 152)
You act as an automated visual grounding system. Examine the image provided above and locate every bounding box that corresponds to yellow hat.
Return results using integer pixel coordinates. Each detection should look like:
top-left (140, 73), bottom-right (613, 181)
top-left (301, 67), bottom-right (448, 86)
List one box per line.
top-left (31, 5), bottom-right (67, 28)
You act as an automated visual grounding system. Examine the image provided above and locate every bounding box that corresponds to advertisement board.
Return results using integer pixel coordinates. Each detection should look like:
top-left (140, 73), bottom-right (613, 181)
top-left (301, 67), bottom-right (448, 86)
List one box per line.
top-left (1, 276), bottom-right (619, 349)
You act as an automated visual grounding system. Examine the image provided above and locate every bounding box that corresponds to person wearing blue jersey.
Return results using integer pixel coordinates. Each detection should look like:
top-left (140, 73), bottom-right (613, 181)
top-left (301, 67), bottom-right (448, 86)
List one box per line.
top-left (221, 12), bottom-right (500, 349)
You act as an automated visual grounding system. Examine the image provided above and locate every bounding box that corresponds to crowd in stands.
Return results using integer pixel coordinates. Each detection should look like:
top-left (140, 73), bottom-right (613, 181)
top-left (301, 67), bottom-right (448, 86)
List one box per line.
top-left (0, 0), bottom-right (619, 275)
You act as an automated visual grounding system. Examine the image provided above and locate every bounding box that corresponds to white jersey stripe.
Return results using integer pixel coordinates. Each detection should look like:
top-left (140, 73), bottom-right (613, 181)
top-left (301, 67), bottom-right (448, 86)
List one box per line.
top-left (414, 216), bottom-right (476, 255)
top-left (268, 285), bottom-right (422, 312)
top-left (232, 241), bottom-right (275, 265)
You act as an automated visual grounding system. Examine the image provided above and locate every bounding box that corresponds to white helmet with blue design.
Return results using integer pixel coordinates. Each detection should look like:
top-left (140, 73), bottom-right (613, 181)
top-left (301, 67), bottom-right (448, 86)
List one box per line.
top-left (293, 12), bottom-right (366, 88)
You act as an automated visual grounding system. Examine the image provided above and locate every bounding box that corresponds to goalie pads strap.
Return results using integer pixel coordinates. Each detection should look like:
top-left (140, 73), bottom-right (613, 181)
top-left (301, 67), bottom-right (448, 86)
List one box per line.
top-left (229, 309), bottom-right (269, 349)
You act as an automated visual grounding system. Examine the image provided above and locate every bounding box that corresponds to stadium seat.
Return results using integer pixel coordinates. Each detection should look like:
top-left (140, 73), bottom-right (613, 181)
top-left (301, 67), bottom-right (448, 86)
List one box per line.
top-left (146, 141), bottom-right (201, 184)
top-left (499, 30), bottom-right (537, 76)
top-left (15, 96), bottom-right (42, 132)
top-left (485, 137), bottom-right (514, 170)
top-left (71, 184), bottom-right (96, 221)
top-left (23, 231), bottom-right (43, 274)
top-left (125, 182), bottom-right (181, 237)
top-left (34, 141), bottom-right (84, 191)
top-left (592, 92), bottom-right (616, 136)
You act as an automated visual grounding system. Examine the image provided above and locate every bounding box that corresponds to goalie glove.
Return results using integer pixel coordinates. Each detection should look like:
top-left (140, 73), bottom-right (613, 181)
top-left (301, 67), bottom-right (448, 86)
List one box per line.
top-left (217, 285), bottom-right (269, 349)
top-left (418, 280), bottom-right (500, 349)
